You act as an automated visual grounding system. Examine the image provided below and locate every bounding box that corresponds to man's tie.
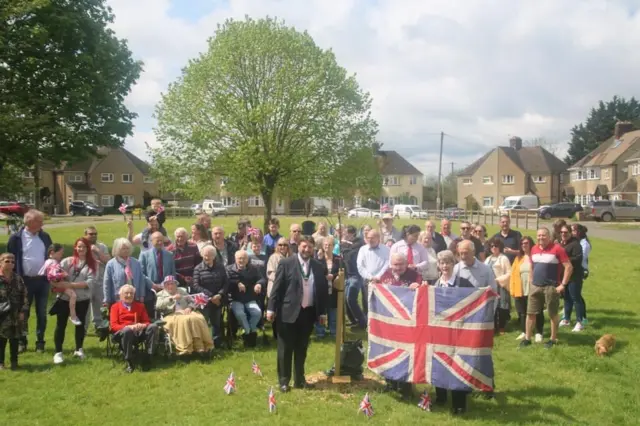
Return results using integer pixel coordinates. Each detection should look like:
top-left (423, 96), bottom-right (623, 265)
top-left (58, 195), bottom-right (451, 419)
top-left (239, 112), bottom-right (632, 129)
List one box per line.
top-left (406, 244), bottom-right (414, 265)
top-left (301, 261), bottom-right (310, 308)
top-left (156, 249), bottom-right (163, 280)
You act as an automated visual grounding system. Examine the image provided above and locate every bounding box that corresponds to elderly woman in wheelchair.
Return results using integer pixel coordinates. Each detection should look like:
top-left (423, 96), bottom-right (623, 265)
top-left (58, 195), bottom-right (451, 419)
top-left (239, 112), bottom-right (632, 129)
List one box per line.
top-left (109, 285), bottom-right (159, 373)
top-left (155, 276), bottom-right (213, 358)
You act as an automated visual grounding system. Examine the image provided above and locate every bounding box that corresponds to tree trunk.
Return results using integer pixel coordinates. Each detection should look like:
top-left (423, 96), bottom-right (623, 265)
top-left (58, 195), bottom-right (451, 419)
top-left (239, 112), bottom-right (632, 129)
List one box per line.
top-left (34, 161), bottom-right (41, 210)
top-left (262, 189), bottom-right (273, 235)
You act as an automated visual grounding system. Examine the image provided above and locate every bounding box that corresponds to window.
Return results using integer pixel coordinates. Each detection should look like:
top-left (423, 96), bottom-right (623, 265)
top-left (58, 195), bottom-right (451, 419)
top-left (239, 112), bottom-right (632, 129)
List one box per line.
top-left (482, 176), bottom-right (493, 185)
top-left (588, 169), bottom-right (599, 179)
top-left (220, 176), bottom-right (229, 185)
top-left (222, 197), bottom-right (240, 207)
top-left (380, 196), bottom-right (397, 206)
top-left (502, 175), bottom-right (515, 184)
top-left (353, 196), bottom-right (361, 207)
top-left (409, 176), bottom-right (418, 185)
top-left (122, 195), bottom-right (135, 205)
top-left (603, 169), bottom-right (610, 179)
top-left (462, 178), bottom-right (472, 185)
top-left (143, 176), bottom-right (155, 183)
top-left (632, 164), bottom-right (640, 176)
top-left (18, 192), bottom-right (35, 205)
top-left (482, 197), bottom-right (493, 207)
top-left (101, 173), bottom-right (114, 183)
top-left (23, 170), bottom-right (34, 179)
top-left (247, 196), bottom-right (264, 207)
top-left (68, 174), bottom-right (83, 182)
top-left (383, 176), bottom-right (399, 186)
top-left (122, 173), bottom-right (133, 183)
top-left (559, 174), bottom-right (564, 183)
top-left (101, 195), bottom-right (114, 207)
top-left (533, 176), bottom-right (546, 183)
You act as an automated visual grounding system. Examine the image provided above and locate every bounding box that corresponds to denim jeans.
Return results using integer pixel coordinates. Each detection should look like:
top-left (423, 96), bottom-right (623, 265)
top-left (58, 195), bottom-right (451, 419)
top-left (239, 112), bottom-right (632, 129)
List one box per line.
top-left (346, 276), bottom-right (367, 328)
top-left (314, 308), bottom-right (337, 337)
top-left (23, 276), bottom-right (50, 345)
top-left (231, 301), bottom-right (262, 333)
top-left (564, 280), bottom-right (585, 323)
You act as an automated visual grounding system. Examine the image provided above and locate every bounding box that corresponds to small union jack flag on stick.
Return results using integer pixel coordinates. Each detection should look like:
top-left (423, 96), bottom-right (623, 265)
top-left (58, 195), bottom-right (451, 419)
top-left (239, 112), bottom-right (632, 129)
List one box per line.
top-left (156, 205), bottom-right (164, 214)
top-left (358, 393), bottom-right (374, 418)
top-left (190, 293), bottom-right (210, 309)
top-left (268, 387), bottom-right (277, 413)
top-left (118, 203), bottom-right (128, 221)
top-left (418, 390), bottom-right (432, 411)
top-left (224, 372), bottom-right (236, 395)
top-left (252, 359), bottom-right (263, 377)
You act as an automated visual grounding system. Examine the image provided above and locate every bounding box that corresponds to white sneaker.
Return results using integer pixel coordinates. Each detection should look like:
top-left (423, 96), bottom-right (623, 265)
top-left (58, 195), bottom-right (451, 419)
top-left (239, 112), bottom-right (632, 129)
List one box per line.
top-left (534, 333), bottom-right (543, 343)
top-left (515, 333), bottom-right (526, 340)
top-left (73, 349), bottom-right (86, 360)
top-left (53, 352), bottom-right (64, 365)
top-left (572, 323), bottom-right (584, 332)
top-left (559, 320), bottom-right (570, 327)
top-left (70, 317), bottom-right (82, 326)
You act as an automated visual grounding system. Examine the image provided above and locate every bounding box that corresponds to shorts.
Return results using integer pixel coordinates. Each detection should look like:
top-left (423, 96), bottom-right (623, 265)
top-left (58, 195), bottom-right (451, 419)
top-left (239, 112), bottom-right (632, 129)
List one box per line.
top-left (527, 285), bottom-right (559, 317)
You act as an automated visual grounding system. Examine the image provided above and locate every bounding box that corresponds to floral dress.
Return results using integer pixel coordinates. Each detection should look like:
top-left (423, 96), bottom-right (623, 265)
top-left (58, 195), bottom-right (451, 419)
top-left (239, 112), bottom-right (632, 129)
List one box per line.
top-left (0, 274), bottom-right (28, 339)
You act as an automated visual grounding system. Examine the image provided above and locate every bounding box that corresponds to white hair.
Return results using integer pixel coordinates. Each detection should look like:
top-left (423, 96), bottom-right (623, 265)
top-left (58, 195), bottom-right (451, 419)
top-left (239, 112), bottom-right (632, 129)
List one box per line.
top-left (174, 227), bottom-right (188, 237)
top-left (118, 284), bottom-right (136, 298)
top-left (201, 245), bottom-right (218, 258)
top-left (437, 250), bottom-right (456, 265)
top-left (112, 237), bottom-right (133, 257)
top-left (24, 209), bottom-right (44, 223)
top-left (390, 252), bottom-right (407, 263)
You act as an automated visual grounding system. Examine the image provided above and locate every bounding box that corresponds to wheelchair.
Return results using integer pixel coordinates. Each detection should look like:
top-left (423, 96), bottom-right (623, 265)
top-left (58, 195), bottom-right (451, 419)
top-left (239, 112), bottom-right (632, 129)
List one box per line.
top-left (223, 294), bottom-right (269, 349)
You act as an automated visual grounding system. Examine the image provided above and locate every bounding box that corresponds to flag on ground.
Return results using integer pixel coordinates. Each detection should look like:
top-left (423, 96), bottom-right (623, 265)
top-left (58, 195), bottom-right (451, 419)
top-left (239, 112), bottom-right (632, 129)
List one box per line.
top-left (252, 360), bottom-right (263, 377)
top-left (358, 393), bottom-right (374, 418)
top-left (418, 390), bottom-right (432, 411)
top-left (367, 285), bottom-right (498, 392)
top-left (268, 387), bottom-right (277, 413)
top-left (224, 372), bottom-right (236, 395)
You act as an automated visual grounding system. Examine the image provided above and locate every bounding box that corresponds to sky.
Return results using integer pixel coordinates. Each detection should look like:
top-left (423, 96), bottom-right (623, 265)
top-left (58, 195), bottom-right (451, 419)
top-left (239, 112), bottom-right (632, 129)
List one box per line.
top-left (106, 0), bottom-right (640, 177)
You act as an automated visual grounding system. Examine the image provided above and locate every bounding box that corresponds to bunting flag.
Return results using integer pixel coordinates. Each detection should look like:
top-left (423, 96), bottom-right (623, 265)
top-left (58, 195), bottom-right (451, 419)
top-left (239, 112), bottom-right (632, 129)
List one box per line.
top-left (268, 387), bottom-right (277, 413)
top-left (252, 359), bottom-right (263, 377)
top-left (358, 393), bottom-right (374, 418)
top-left (418, 390), bottom-right (432, 411)
top-left (224, 372), bottom-right (236, 395)
top-left (191, 293), bottom-right (210, 309)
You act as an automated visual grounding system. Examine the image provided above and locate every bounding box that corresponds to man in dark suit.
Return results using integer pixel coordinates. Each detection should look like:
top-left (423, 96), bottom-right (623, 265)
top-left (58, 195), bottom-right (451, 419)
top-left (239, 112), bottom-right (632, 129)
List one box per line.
top-left (425, 220), bottom-right (447, 253)
top-left (267, 236), bottom-right (328, 392)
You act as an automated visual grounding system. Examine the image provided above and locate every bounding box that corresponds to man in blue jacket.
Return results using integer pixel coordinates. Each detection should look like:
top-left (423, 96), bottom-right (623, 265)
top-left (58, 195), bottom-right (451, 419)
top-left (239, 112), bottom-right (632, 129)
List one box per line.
top-left (139, 231), bottom-right (175, 318)
top-left (7, 209), bottom-right (53, 353)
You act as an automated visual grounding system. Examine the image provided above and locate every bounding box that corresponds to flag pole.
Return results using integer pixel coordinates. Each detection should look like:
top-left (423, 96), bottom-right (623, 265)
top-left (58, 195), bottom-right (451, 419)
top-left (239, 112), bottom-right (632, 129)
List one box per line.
top-left (331, 209), bottom-right (350, 384)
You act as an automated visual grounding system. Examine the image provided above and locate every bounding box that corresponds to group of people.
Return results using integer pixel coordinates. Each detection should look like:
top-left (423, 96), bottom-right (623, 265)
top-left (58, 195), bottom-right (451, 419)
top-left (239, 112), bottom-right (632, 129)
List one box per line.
top-left (0, 204), bottom-right (593, 415)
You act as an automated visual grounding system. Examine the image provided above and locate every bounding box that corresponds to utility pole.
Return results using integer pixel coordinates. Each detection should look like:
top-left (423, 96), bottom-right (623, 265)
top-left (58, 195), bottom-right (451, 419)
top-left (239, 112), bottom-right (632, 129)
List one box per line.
top-left (436, 131), bottom-right (444, 211)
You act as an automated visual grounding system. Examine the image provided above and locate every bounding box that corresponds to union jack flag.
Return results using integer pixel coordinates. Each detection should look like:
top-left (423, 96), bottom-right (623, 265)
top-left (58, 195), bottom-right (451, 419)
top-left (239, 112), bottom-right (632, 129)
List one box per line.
top-left (156, 205), bottom-right (165, 214)
top-left (358, 393), bottom-right (374, 418)
top-left (367, 285), bottom-right (498, 392)
top-left (268, 387), bottom-right (277, 413)
top-left (118, 203), bottom-right (128, 215)
top-left (190, 293), bottom-right (209, 309)
top-left (417, 390), bottom-right (432, 411)
top-left (224, 372), bottom-right (236, 395)
top-left (252, 360), bottom-right (263, 376)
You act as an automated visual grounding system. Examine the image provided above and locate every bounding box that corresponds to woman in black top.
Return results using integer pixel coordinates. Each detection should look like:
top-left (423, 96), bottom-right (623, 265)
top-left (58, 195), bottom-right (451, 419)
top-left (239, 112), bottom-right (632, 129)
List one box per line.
top-left (558, 225), bottom-right (585, 332)
top-left (314, 236), bottom-right (340, 338)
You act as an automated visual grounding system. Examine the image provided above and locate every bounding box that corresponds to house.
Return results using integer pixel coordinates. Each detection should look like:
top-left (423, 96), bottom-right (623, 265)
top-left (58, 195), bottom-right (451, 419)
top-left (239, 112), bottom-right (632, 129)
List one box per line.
top-left (20, 147), bottom-right (161, 214)
top-left (568, 121), bottom-right (640, 205)
top-left (457, 136), bottom-right (569, 210)
top-left (620, 156), bottom-right (640, 205)
top-left (216, 149), bottom-right (424, 214)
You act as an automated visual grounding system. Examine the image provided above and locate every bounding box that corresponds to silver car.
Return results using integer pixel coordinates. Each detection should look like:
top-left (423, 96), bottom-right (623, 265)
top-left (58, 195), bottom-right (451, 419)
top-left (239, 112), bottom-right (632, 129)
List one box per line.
top-left (588, 200), bottom-right (640, 222)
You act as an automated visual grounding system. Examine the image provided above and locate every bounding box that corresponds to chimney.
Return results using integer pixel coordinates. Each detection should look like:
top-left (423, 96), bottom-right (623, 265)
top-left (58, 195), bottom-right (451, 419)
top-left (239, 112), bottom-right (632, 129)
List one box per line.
top-left (614, 121), bottom-right (634, 140)
top-left (509, 136), bottom-right (522, 151)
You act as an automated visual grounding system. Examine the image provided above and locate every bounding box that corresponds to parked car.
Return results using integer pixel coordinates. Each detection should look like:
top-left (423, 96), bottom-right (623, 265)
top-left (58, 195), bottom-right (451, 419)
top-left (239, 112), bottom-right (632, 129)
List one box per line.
top-left (392, 204), bottom-right (428, 219)
top-left (190, 204), bottom-right (203, 215)
top-left (498, 195), bottom-right (539, 214)
top-left (538, 203), bottom-right (583, 220)
top-left (588, 199), bottom-right (640, 222)
top-left (311, 205), bottom-right (329, 216)
top-left (69, 200), bottom-right (104, 216)
top-left (347, 207), bottom-right (380, 218)
top-left (0, 201), bottom-right (30, 217)
top-left (444, 207), bottom-right (465, 219)
top-left (202, 200), bottom-right (228, 216)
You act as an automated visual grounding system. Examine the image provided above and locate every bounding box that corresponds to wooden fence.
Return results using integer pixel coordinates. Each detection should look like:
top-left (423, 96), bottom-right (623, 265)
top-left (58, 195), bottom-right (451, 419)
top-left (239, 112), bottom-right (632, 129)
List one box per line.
top-left (424, 209), bottom-right (540, 230)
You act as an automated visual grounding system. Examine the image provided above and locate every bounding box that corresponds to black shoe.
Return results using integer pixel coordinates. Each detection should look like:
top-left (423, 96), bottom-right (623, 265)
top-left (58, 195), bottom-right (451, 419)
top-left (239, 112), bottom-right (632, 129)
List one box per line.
top-left (10, 362), bottom-right (18, 371)
top-left (518, 339), bottom-right (532, 349)
top-left (35, 342), bottom-right (45, 353)
top-left (279, 385), bottom-right (290, 393)
top-left (383, 383), bottom-right (398, 393)
top-left (241, 334), bottom-right (249, 348)
top-left (544, 340), bottom-right (557, 349)
top-left (293, 381), bottom-right (315, 390)
top-left (124, 361), bottom-right (134, 373)
top-left (248, 332), bottom-right (258, 348)
top-left (452, 407), bottom-right (466, 416)
top-left (483, 391), bottom-right (495, 400)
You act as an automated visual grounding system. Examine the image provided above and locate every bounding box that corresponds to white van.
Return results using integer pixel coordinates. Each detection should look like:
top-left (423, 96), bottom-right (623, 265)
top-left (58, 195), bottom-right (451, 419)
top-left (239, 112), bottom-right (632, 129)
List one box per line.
top-left (202, 199), bottom-right (228, 216)
top-left (498, 195), bottom-right (539, 213)
top-left (393, 204), bottom-right (428, 219)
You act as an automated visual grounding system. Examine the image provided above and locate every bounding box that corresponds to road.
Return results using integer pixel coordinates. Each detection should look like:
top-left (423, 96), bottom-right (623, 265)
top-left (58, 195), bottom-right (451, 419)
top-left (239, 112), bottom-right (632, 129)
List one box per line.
top-left (578, 222), bottom-right (640, 245)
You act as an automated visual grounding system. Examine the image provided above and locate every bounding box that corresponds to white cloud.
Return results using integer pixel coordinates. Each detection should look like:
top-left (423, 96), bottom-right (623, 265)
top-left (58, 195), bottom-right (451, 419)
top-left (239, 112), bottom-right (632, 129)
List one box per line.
top-left (107, 0), bottom-right (640, 175)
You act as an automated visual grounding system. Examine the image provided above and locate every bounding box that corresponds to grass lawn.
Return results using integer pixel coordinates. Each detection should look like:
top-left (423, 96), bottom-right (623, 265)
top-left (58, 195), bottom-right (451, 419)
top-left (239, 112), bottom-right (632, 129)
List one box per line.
top-left (601, 223), bottom-right (640, 230)
top-left (0, 217), bottom-right (638, 425)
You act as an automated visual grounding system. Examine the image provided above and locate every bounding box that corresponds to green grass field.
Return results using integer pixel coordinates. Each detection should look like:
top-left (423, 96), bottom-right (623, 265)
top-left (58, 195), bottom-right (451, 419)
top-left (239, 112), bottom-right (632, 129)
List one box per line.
top-left (0, 216), bottom-right (638, 425)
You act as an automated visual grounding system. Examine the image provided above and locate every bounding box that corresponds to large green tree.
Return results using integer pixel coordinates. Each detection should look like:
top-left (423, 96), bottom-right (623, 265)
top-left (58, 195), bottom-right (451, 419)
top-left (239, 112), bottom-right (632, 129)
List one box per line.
top-left (565, 96), bottom-right (640, 166)
top-left (152, 17), bottom-right (380, 228)
top-left (0, 0), bottom-right (142, 207)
